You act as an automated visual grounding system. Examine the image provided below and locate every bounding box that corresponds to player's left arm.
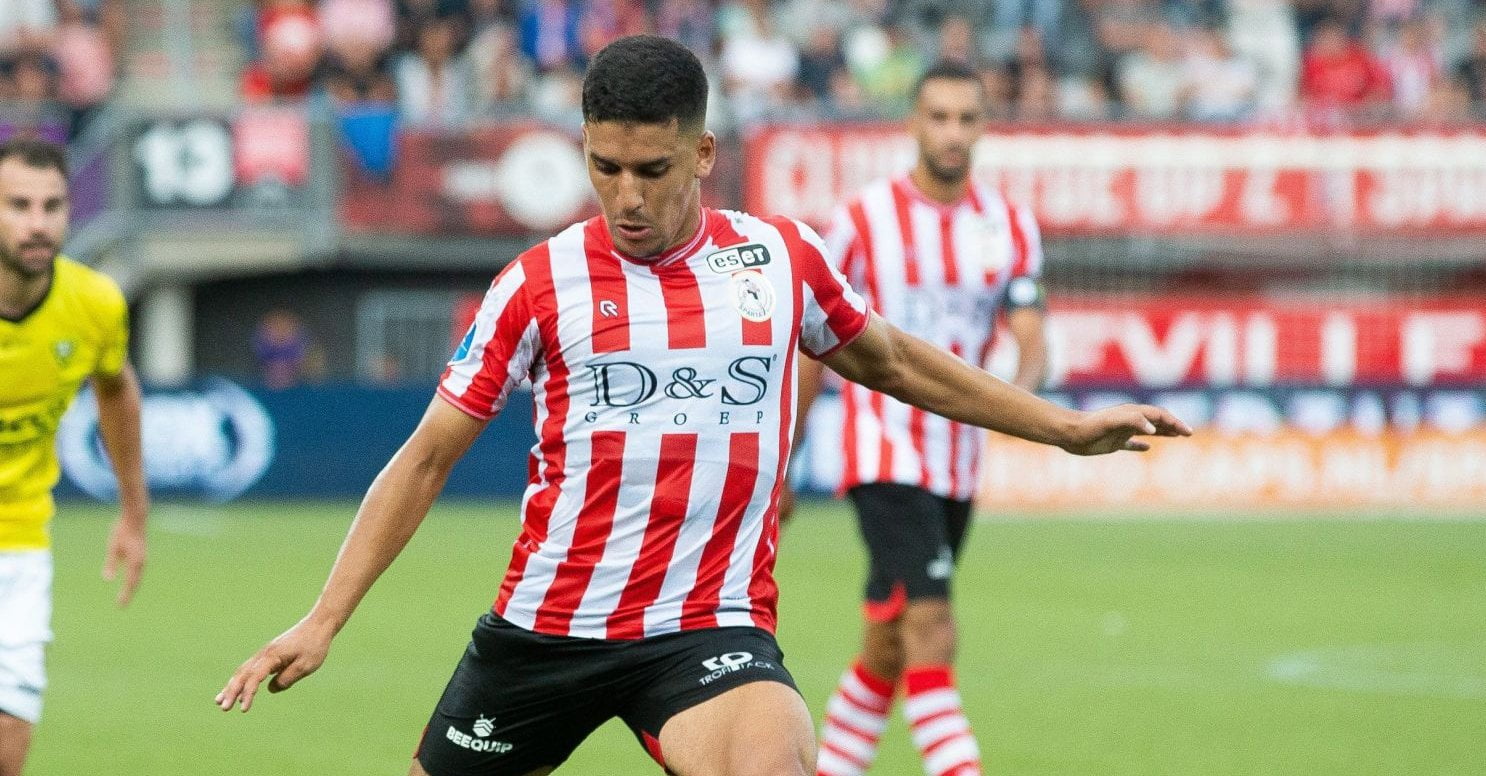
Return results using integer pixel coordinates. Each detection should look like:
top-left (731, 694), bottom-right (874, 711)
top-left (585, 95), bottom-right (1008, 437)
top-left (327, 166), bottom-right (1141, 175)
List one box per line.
top-left (821, 315), bottom-right (1189, 455)
top-left (92, 361), bottom-right (149, 607)
top-left (1004, 302), bottom-right (1048, 393)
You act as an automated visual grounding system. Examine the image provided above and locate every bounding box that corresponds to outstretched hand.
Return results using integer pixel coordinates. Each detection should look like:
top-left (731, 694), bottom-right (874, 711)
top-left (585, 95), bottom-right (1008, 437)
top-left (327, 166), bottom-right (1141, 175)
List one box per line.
top-left (1061, 404), bottom-right (1192, 456)
top-left (216, 619), bottom-right (336, 712)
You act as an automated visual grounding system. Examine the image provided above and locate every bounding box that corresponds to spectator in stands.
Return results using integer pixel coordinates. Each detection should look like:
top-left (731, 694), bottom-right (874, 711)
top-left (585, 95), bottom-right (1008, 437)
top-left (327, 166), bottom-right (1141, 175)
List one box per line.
top-left (797, 25), bottom-right (846, 105)
top-left (1381, 17), bottom-right (1442, 118)
top-left (1456, 21), bottom-right (1486, 110)
top-left (1116, 20), bottom-right (1186, 119)
top-left (468, 14), bottom-right (530, 108)
top-left (6, 53), bottom-right (58, 107)
top-left (1183, 26), bottom-right (1258, 121)
top-left (253, 309), bottom-right (321, 389)
top-left (1015, 61), bottom-right (1058, 119)
top-left (519, 0), bottom-right (585, 72)
top-left (720, 0), bottom-right (800, 125)
top-left (397, 0), bottom-right (472, 52)
top-left (580, 0), bottom-right (649, 58)
top-left (53, 0), bottom-right (117, 131)
top-left (844, 21), bottom-right (924, 116)
top-left (395, 14), bottom-right (474, 124)
top-left (936, 14), bottom-right (983, 70)
top-left (242, 3), bottom-right (325, 102)
top-left (978, 62), bottom-right (1015, 119)
top-left (989, 0), bottom-right (1064, 62)
top-left (321, 0), bottom-right (399, 105)
top-left (654, 0), bottom-right (715, 58)
top-left (0, 0), bottom-right (57, 57)
top-left (1225, 0), bottom-right (1300, 114)
top-left (1299, 17), bottom-right (1391, 120)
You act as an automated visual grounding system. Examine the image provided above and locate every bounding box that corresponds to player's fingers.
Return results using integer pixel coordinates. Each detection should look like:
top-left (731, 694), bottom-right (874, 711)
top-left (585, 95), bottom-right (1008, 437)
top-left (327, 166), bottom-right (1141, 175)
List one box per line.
top-left (117, 558), bottom-right (143, 608)
top-left (1123, 438), bottom-right (1151, 452)
top-left (268, 658), bottom-right (315, 693)
top-left (101, 547), bottom-right (117, 582)
top-left (1141, 405), bottom-right (1193, 436)
top-left (220, 652), bottom-right (278, 712)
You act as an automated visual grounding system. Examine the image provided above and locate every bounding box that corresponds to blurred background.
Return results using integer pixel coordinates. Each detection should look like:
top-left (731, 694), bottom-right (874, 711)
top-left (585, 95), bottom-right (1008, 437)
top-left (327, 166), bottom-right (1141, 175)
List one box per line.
top-left (4, 0), bottom-right (1482, 511)
top-left (4, 0), bottom-right (1484, 772)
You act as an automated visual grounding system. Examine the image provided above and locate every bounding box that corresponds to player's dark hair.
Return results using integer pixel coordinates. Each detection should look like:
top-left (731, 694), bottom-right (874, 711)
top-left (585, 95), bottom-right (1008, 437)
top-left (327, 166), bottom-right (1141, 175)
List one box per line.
top-left (582, 35), bottom-right (709, 133)
top-left (913, 60), bottom-right (984, 102)
top-left (0, 137), bottom-right (68, 178)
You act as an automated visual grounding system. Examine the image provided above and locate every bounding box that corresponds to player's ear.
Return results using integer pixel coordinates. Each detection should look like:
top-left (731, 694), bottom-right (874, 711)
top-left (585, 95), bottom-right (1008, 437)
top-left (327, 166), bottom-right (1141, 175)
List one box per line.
top-left (694, 130), bottom-right (716, 180)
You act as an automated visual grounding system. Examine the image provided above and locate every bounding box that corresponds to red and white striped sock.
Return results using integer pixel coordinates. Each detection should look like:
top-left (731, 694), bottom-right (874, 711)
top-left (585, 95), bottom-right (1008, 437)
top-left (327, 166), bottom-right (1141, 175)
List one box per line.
top-left (816, 660), bottom-right (896, 776)
top-left (903, 665), bottom-right (981, 776)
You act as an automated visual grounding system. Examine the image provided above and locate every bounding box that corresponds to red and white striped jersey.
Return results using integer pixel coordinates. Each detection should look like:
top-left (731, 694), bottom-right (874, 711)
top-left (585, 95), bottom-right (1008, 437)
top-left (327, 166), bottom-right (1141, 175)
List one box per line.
top-left (439, 208), bottom-right (870, 639)
top-left (825, 176), bottom-right (1044, 502)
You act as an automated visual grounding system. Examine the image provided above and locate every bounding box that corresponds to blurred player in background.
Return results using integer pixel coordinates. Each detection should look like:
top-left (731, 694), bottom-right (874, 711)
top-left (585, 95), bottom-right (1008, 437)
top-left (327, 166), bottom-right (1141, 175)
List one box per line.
top-left (795, 62), bottom-right (1049, 776)
top-left (217, 37), bottom-right (1184, 776)
top-left (0, 138), bottom-right (149, 776)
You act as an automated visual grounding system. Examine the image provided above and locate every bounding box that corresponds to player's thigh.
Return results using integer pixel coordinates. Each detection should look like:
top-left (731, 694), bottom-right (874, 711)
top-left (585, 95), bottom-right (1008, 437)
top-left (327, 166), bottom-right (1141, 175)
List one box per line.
top-left (848, 484), bottom-right (956, 603)
top-left (0, 712), bottom-right (34, 776)
top-left (415, 614), bottom-right (620, 776)
top-left (658, 681), bottom-right (814, 776)
top-left (0, 552), bottom-right (51, 728)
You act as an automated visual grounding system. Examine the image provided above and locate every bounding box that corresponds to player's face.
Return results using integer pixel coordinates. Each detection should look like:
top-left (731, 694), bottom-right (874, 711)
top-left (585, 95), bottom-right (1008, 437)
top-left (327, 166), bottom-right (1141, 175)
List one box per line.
top-left (584, 119), bottom-right (716, 258)
top-left (911, 78), bottom-right (986, 185)
top-left (0, 159), bottom-right (68, 280)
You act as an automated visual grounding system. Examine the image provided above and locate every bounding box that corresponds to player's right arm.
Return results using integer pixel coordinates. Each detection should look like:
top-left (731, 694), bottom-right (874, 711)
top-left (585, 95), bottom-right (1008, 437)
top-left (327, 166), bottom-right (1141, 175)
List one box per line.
top-left (822, 314), bottom-right (1189, 455)
top-left (216, 398), bottom-right (486, 712)
top-left (218, 258), bottom-right (537, 713)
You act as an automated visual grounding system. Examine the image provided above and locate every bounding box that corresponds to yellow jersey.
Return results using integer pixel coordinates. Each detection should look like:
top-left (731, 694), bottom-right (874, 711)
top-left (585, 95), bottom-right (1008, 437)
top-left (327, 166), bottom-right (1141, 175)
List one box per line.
top-left (0, 257), bottom-right (128, 550)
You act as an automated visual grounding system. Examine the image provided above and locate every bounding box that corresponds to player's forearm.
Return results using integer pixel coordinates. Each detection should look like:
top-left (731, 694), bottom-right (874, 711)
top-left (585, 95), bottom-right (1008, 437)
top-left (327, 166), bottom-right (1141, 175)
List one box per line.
top-left (93, 366), bottom-right (149, 525)
top-left (305, 447), bottom-right (453, 633)
top-left (877, 328), bottom-right (1078, 447)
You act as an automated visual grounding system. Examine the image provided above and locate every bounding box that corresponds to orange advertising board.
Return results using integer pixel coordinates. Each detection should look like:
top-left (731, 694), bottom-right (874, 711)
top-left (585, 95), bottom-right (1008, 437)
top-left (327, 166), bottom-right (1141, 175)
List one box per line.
top-left (977, 430), bottom-right (1486, 511)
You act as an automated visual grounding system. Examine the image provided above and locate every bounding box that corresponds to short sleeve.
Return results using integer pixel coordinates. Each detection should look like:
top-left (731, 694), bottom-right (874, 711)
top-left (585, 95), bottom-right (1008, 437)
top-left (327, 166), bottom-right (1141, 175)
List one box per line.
top-left (437, 259), bottom-right (541, 420)
top-left (771, 216), bottom-right (871, 360)
top-left (93, 276), bottom-right (129, 378)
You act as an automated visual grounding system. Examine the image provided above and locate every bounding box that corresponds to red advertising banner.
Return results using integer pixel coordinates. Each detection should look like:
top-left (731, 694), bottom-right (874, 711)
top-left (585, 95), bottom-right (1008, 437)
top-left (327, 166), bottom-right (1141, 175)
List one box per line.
top-left (745, 126), bottom-right (1486, 234)
top-left (989, 296), bottom-right (1486, 388)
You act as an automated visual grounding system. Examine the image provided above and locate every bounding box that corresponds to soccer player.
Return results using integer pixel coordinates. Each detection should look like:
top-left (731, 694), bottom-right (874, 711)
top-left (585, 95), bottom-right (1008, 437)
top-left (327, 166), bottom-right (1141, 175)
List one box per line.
top-left (0, 138), bottom-right (149, 776)
top-left (216, 37), bottom-right (1188, 776)
top-left (799, 61), bottom-right (1050, 776)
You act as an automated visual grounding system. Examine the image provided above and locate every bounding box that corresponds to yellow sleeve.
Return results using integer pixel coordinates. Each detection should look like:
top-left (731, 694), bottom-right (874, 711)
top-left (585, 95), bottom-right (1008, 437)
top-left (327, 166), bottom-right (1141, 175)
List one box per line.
top-left (93, 277), bottom-right (129, 378)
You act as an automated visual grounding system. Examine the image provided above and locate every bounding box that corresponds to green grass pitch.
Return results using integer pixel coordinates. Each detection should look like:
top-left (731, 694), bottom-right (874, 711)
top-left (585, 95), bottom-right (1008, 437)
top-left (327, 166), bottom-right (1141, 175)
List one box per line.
top-left (30, 500), bottom-right (1486, 775)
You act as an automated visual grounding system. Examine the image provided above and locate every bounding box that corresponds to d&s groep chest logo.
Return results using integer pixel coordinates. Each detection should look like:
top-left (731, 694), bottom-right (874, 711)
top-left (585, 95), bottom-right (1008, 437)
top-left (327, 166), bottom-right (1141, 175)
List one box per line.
top-left (730, 270), bottom-right (775, 323)
top-left (58, 378), bottom-right (274, 502)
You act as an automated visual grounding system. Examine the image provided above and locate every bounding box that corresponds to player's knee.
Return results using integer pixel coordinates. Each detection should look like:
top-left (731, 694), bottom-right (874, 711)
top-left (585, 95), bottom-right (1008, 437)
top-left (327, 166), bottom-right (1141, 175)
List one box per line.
top-left (861, 635), bottom-right (904, 681)
top-left (901, 602), bottom-right (957, 660)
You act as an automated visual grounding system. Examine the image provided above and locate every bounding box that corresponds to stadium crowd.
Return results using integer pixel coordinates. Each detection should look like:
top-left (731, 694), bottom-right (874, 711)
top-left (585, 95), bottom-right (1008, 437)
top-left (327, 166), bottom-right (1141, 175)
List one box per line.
top-left (0, 0), bottom-right (123, 138)
top-left (234, 0), bottom-right (1486, 127)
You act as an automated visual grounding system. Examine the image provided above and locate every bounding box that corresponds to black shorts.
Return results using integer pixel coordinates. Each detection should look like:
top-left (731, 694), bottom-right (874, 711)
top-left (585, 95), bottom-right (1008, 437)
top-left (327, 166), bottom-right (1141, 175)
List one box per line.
top-left (415, 612), bottom-right (799, 775)
top-left (848, 483), bottom-right (973, 622)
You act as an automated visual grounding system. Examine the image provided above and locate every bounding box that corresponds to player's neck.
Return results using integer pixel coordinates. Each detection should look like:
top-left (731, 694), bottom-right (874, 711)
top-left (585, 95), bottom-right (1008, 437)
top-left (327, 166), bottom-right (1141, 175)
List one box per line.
top-left (908, 166), bottom-right (969, 206)
top-left (0, 261), bottom-right (53, 321)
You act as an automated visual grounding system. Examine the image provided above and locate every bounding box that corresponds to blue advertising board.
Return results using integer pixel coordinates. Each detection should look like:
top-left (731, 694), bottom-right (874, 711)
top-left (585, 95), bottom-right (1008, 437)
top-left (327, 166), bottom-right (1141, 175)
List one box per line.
top-left (56, 380), bottom-right (536, 502)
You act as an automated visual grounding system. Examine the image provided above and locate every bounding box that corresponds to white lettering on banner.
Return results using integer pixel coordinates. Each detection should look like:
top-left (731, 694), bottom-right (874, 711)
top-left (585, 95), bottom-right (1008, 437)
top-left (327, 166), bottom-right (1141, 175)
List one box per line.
top-left (750, 128), bottom-right (1486, 231)
top-left (1402, 313), bottom-right (1486, 386)
top-left (1321, 314), bottom-right (1358, 387)
top-left (988, 299), bottom-right (1486, 389)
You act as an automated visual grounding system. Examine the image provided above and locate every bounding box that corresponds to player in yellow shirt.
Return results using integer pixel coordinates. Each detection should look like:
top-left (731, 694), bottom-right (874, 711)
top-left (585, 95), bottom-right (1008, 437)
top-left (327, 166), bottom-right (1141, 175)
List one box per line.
top-left (0, 138), bottom-right (148, 776)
